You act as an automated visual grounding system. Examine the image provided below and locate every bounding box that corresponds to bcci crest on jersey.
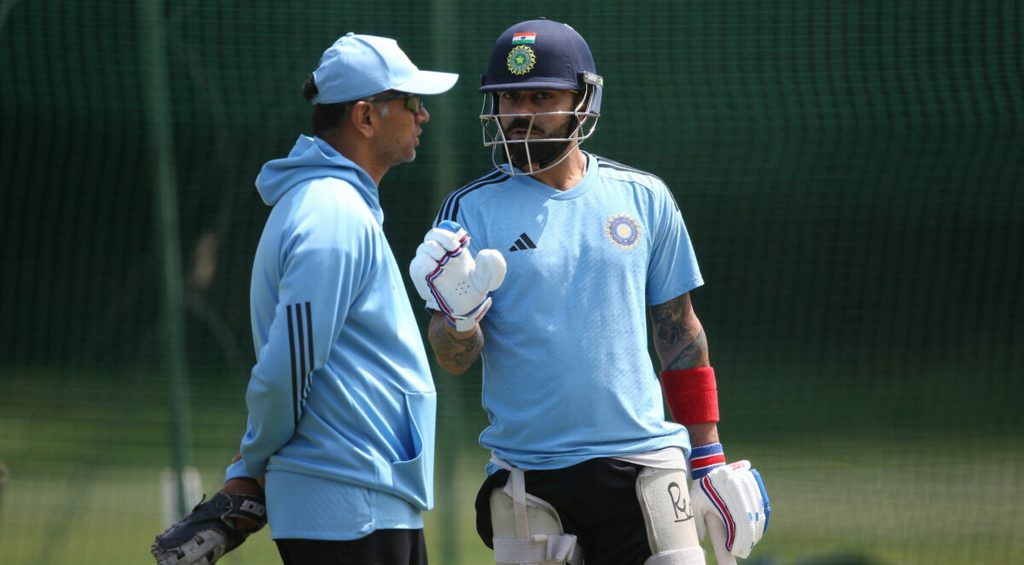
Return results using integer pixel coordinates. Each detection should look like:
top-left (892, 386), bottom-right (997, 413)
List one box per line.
top-left (605, 214), bottom-right (641, 249)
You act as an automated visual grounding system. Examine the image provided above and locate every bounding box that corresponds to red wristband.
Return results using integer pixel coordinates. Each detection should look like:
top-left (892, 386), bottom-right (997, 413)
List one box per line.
top-left (659, 367), bottom-right (719, 425)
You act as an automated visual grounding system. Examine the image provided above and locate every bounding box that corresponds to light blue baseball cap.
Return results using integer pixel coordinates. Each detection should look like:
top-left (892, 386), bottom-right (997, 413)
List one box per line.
top-left (311, 33), bottom-right (459, 104)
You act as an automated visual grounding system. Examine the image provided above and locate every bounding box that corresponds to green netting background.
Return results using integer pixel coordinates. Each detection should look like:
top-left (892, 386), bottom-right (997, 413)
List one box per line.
top-left (1, 1), bottom-right (1022, 564)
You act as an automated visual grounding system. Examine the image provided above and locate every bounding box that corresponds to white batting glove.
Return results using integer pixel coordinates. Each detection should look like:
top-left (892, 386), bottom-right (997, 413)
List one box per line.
top-left (408, 221), bottom-right (506, 332)
top-left (410, 222), bottom-right (469, 310)
top-left (688, 443), bottom-right (770, 559)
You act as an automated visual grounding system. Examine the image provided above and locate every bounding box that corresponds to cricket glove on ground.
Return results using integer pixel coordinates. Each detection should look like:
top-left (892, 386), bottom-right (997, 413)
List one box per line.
top-left (689, 444), bottom-right (770, 559)
top-left (409, 220), bottom-right (506, 331)
top-left (151, 491), bottom-right (267, 565)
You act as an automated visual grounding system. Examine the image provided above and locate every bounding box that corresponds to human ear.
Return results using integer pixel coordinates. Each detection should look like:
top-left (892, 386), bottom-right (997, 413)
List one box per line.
top-left (349, 101), bottom-right (377, 137)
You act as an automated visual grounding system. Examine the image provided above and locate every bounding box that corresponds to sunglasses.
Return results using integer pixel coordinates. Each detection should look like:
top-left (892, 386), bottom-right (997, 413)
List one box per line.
top-left (366, 92), bottom-right (424, 114)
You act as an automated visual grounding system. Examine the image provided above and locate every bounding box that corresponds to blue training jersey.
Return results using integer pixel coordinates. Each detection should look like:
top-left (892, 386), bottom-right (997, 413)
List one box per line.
top-left (433, 153), bottom-right (703, 471)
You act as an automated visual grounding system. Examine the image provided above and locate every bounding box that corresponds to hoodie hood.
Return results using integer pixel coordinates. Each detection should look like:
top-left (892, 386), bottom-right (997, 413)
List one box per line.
top-left (255, 135), bottom-right (383, 224)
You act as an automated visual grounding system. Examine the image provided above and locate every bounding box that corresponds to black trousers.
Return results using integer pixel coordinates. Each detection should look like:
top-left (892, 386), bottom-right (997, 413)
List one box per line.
top-left (475, 458), bottom-right (652, 565)
top-left (275, 528), bottom-right (428, 565)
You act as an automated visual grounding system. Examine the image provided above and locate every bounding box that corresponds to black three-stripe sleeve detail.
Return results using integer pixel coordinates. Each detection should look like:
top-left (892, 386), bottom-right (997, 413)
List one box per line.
top-left (520, 232), bottom-right (536, 248)
top-left (295, 304), bottom-right (307, 424)
top-left (304, 302), bottom-right (314, 401)
top-left (286, 305), bottom-right (298, 426)
top-left (286, 301), bottom-right (313, 426)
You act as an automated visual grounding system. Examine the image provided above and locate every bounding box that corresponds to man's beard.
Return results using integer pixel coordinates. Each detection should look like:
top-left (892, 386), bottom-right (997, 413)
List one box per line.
top-left (503, 117), bottom-right (576, 171)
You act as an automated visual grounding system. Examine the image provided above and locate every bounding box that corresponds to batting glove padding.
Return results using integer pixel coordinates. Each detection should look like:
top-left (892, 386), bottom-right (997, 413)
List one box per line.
top-left (151, 491), bottom-right (267, 565)
top-left (409, 221), bottom-right (506, 332)
top-left (689, 459), bottom-right (770, 559)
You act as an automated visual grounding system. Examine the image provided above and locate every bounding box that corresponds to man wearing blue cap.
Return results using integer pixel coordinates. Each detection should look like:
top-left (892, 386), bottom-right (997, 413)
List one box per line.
top-left (152, 33), bottom-right (457, 565)
top-left (409, 19), bottom-right (769, 565)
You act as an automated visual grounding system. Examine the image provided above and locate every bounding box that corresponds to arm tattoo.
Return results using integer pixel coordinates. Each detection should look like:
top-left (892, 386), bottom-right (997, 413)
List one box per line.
top-left (650, 293), bottom-right (709, 371)
top-left (428, 313), bottom-right (483, 374)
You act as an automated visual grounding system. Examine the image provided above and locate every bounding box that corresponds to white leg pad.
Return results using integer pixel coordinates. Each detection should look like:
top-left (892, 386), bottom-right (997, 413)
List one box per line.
top-left (636, 467), bottom-right (703, 563)
top-left (489, 468), bottom-right (583, 565)
top-left (644, 547), bottom-right (706, 565)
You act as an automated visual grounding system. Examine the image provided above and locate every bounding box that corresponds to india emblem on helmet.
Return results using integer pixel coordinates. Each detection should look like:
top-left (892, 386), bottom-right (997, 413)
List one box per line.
top-left (506, 45), bottom-right (536, 75)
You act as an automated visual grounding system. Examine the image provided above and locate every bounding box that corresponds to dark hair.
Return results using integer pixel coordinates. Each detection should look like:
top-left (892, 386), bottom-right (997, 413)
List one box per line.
top-left (302, 75), bottom-right (319, 102)
top-left (302, 75), bottom-right (351, 138)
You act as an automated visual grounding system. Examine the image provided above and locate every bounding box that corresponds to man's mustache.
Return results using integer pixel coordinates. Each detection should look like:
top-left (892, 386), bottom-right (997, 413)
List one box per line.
top-left (505, 118), bottom-right (545, 136)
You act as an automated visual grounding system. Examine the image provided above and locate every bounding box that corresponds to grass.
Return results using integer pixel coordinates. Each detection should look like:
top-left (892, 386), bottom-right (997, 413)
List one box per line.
top-left (1, 367), bottom-right (1021, 564)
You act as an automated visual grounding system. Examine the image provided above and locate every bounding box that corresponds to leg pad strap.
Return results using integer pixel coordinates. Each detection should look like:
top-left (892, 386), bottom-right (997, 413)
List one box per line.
top-left (490, 467), bottom-right (583, 565)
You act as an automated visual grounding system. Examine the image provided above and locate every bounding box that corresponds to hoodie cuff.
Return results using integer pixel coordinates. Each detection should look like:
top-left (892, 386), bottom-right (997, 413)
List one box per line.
top-left (225, 458), bottom-right (265, 483)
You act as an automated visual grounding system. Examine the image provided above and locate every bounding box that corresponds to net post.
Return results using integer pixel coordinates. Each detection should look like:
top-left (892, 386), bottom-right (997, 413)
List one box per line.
top-left (138, 0), bottom-right (193, 518)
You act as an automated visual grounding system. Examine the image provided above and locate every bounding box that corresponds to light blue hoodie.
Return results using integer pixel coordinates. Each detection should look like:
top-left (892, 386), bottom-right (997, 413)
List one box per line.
top-left (225, 135), bottom-right (436, 540)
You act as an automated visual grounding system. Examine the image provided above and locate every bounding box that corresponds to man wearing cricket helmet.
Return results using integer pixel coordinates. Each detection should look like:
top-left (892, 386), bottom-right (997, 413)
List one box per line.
top-left (409, 18), bottom-right (770, 565)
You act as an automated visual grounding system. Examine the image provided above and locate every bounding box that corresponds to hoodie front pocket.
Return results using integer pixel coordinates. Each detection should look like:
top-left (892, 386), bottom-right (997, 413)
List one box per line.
top-left (389, 390), bottom-right (437, 510)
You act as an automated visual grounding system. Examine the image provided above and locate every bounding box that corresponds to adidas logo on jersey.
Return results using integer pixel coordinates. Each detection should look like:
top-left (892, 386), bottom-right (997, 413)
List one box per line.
top-left (508, 232), bottom-right (537, 252)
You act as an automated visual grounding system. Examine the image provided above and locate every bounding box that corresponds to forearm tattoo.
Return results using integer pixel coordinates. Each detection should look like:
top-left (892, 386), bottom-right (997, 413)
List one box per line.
top-left (650, 294), bottom-right (709, 370)
top-left (428, 315), bottom-right (483, 372)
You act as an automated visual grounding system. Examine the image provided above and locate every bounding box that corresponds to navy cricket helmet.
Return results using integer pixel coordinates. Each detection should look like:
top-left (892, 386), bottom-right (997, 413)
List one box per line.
top-left (478, 19), bottom-right (604, 175)
top-left (481, 19), bottom-right (603, 103)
